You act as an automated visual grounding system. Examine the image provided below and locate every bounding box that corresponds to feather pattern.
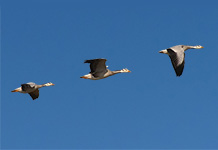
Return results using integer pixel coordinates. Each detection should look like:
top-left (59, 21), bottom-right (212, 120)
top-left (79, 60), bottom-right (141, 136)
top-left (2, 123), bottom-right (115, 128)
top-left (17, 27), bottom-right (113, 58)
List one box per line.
top-left (84, 59), bottom-right (108, 77)
top-left (167, 48), bottom-right (185, 76)
top-left (29, 89), bottom-right (39, 100)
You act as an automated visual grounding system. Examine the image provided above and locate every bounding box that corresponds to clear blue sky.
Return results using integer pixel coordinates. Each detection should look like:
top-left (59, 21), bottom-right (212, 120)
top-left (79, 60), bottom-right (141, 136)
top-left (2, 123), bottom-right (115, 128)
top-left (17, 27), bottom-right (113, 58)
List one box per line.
top-left (1, 0), bottom-right (218, 149)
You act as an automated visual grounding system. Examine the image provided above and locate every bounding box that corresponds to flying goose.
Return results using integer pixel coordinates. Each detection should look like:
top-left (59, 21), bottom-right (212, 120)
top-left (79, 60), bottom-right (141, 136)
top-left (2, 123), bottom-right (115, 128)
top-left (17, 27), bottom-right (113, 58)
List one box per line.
top-left (80, 58), bottom-right (131, 80)
top-left (159, 45), bottom-right (204, 76)
top-left (11, 82), bottom-right (55, 100)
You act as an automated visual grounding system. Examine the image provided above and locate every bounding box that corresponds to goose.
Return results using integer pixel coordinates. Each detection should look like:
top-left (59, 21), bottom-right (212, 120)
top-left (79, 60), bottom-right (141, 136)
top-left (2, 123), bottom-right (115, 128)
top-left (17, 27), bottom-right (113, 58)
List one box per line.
top-left (80, 58), bottom-right (131, 80)
top-left (11, 82), bottom-right (55, 100)
top-left (159, 45), bottom-right (204, 76)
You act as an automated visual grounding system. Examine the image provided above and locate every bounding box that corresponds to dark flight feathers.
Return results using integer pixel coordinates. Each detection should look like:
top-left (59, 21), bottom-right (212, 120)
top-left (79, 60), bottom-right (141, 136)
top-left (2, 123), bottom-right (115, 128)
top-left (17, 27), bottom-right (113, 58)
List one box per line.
top-left (167, 49), bottom-right (185, 76)
top-left (29, 89), bottom-right (39, 100)
top-left (21, 84), bottom-right (34, 91)
top-left (84, 59), bottom-right (108, 77)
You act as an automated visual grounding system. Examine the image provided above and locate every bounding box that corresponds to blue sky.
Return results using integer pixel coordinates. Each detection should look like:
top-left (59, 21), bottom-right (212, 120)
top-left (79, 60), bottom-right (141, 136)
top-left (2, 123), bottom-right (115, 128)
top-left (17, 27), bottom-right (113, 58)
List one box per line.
top-left (1, 0), bottom-right (218, 149)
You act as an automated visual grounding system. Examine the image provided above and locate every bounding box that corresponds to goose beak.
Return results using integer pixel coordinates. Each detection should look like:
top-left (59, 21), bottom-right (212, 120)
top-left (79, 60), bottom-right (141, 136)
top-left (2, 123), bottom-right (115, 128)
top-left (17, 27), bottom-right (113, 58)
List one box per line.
top-left (200, 46), bottom-right (204, 49)
top-left (11, 89), bottom-right (19, 92)
top-left (128, 70), bottom-right (131, 72)
top-left (51, 83), bottom-right (55, 86)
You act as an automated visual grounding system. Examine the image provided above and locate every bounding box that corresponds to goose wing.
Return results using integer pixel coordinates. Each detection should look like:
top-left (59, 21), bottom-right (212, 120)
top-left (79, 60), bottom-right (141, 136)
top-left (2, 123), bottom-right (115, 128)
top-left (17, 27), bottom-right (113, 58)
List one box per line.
top-left (167, 48), bottom-right (185, 76)
top-left (29, 89), bottom-right (39, 100)
top-left (21, 82), bottom-right (36, 91)
top-left (84, 59), bottom-right (108, 77)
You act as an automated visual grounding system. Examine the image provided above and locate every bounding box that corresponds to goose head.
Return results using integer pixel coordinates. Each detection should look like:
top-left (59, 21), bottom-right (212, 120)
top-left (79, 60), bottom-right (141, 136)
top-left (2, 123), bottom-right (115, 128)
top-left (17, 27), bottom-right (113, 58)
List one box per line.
top-left (43, 82), bottom-right (55, 87)
top-left (119, 68), bottom-right (131, 73)
top-left (192, 45), bottom-right (204, 49)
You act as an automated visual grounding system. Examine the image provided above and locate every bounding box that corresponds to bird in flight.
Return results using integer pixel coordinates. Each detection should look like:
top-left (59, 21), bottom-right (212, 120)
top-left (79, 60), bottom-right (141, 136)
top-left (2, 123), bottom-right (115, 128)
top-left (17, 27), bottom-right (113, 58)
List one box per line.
top-left (159, 45), bottom-right (204, 76)
top-left (80, 58), bottom-right (131, 80)
top-left (11, 82), bottom-right (55, 100)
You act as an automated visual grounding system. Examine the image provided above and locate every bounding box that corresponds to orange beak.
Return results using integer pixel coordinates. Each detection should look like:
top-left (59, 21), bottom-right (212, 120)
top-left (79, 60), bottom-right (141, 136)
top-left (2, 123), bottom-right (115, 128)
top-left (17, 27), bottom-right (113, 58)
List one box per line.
top-left (128, 70), bottom-right (131, 72)
top-left (11, 89), bottom-right (20, 92)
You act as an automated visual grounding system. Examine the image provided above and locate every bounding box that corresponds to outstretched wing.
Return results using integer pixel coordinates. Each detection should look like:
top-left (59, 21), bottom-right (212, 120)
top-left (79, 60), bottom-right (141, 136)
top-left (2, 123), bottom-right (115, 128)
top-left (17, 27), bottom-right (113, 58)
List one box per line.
top-left (84, 59), bottom-right (108, 77)
top-left (167, 48), bottom-right (185, 76)
top-left (21, 83), bottom-right (35, 92)
top-left (29, 89), bottom-right (39, 100)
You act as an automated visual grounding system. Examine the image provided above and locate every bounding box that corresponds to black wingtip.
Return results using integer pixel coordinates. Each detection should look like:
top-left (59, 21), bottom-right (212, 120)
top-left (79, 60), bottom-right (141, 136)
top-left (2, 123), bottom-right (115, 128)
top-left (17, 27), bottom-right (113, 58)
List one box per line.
top-left (84, 58), bottom-right (107, 63)
top-left (175, 64), bottom-right (184, 77)
top-left (84, 60), bottom-right (93, 63)
top-left (176, 74), bottom-right (182, 77)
